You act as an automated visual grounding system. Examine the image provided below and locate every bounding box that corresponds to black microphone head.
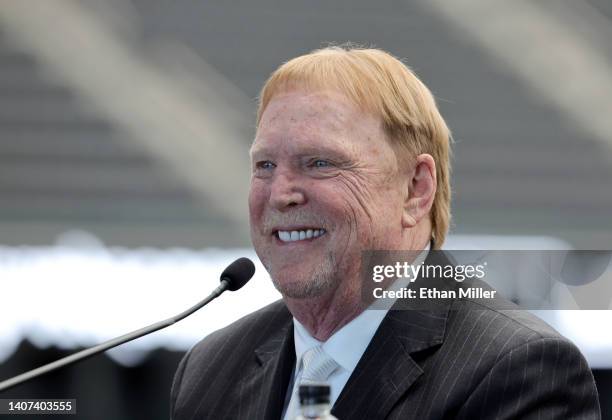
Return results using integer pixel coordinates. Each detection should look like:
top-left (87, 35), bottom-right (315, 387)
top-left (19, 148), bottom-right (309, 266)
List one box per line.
top-left (220, 257), bottom-right (255, 291)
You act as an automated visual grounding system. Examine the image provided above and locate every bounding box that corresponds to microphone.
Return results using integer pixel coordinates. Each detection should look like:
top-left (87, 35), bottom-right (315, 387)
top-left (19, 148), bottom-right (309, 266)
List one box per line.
top-left (220, 257), bottom-right (255, 291)
top-left (0, 257), bottom-right (256, 392)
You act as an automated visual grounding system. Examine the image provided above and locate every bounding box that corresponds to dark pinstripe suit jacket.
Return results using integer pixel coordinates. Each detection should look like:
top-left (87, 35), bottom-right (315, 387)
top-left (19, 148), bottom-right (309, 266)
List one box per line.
top-left (171, 252), bottom-right (601, 419)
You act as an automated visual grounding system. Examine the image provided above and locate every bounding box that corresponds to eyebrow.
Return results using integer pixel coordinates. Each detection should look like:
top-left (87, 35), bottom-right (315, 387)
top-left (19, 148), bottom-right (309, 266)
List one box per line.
top-left (250, 143), bottom-right (350, 161)
top-left (249, 143), bottom-right (269, 158)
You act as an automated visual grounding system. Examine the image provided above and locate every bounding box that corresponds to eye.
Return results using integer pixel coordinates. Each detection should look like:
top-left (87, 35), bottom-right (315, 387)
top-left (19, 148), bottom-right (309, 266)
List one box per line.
top-left (253, 160), bottom-right (276, 177)
top-left (311, 159), bottom-right (331, 168)
top-left (255, 161), bottom-right (276, 170)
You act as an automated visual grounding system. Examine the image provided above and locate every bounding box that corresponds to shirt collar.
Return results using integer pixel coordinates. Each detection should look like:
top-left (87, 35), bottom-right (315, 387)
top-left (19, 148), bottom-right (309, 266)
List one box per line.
top-left (293, 243), bottom-right (430, 373)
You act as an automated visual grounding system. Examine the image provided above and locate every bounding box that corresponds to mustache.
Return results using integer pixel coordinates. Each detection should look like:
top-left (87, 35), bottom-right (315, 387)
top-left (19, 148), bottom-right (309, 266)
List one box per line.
top-left (261, 211), bottom-right (328, 233)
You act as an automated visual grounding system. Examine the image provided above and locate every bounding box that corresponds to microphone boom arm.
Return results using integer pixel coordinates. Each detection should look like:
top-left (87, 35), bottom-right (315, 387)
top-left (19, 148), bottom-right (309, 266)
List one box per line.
top-left (0, 280), bottom-right (231, 392)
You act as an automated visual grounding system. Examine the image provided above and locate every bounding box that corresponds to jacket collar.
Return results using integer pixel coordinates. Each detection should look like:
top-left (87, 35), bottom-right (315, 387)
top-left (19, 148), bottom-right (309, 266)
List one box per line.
top-left (253, 306), bottom-right (295, 420)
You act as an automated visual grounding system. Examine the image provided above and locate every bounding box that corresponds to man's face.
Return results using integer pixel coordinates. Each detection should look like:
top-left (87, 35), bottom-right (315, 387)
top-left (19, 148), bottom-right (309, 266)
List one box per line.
top-left (249, 90), bottom-right (407, 299)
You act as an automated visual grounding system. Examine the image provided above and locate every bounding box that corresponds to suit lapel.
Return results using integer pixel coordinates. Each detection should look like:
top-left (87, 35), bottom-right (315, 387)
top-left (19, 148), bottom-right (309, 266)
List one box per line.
top-left (250, 312), bottom-right (295, 420)
top-left (332, 249), bottom-right (453, 419)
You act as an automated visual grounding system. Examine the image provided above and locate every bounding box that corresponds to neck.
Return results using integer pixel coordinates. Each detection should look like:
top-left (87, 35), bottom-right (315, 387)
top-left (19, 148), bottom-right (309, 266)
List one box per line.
top-left (284, 284), bottom-right (365, 341)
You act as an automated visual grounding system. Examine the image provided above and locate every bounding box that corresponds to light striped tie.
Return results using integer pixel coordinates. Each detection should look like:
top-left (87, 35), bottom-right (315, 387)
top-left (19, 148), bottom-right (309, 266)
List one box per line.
top-left (285, 346), bottom-right (339, 419)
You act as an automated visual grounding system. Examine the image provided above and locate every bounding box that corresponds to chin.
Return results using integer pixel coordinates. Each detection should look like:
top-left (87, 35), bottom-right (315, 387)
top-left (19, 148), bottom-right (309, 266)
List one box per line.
top-left (271, 266), bottom-right (337, 299)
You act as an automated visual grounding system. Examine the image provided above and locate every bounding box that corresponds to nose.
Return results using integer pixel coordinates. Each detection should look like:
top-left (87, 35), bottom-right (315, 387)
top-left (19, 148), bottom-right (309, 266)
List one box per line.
top-left (269, 170), bottom-right (306, 211)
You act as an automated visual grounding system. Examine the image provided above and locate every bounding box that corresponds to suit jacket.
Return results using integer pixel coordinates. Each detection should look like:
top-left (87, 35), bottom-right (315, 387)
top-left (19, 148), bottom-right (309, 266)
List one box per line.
top-left (170, 251), bottom-right (601, 419)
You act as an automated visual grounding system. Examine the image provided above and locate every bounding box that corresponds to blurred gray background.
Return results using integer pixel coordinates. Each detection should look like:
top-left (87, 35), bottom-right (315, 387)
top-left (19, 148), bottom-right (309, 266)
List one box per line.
top-left (0, 0), bottom-right (610, 249)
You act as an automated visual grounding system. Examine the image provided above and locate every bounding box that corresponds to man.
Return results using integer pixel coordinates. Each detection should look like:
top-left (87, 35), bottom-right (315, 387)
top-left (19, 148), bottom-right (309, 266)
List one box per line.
top-left (171, 47), bottom-right (600, 419)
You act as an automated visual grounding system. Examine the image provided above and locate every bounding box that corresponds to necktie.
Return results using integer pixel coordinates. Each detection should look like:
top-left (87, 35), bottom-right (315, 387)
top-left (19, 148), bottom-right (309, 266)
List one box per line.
top-left (285, 346), bottom-right (339, 419)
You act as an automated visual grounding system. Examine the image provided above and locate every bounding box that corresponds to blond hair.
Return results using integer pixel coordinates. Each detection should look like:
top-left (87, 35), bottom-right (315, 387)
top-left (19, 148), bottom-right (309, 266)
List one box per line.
top-left (256, 46), bottom-right (452, 248)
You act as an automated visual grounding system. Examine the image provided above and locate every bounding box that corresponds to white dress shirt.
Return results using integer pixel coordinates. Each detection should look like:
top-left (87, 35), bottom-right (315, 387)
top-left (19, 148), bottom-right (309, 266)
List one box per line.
top-left (282, 244), bottom-right (429, 419)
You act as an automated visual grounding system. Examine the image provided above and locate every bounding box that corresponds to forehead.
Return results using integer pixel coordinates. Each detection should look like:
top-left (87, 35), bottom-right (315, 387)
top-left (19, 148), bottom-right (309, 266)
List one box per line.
top-left (252, 90), bottom-right (381, 155)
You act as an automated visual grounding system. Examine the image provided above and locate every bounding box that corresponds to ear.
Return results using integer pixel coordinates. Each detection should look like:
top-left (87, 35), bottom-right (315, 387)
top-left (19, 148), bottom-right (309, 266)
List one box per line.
top-left (402, 154), bottom-right (437, 228)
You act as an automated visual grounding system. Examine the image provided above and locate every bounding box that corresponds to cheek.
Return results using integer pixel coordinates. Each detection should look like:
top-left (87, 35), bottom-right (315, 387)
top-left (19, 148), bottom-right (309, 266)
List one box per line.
top-left (335, 173), bottom-right (381, 218)
top-left (332, 174), bottom-right (403, 241)
top-left (248, 182), bottom-right (268, 224)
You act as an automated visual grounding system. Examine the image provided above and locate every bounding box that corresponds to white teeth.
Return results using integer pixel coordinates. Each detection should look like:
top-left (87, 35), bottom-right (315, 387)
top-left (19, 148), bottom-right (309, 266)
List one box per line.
top-left (277, 229), bottom-right (326, 242)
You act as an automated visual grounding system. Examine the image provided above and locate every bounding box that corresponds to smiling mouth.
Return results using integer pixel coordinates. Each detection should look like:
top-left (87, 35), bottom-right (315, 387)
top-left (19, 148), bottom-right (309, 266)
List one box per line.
top-left (275, 228), bottom-right (327, 243)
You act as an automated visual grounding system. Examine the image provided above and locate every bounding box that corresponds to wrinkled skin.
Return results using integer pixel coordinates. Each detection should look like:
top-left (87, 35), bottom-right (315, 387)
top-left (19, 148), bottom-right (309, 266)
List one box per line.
top-left (249, 89), bottom-right (434, 339)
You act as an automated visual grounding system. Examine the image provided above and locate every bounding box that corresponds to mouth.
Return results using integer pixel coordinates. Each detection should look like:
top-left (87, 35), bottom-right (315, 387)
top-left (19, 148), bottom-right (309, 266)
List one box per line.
top-left (273, 228), bottom-right (327, 243)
